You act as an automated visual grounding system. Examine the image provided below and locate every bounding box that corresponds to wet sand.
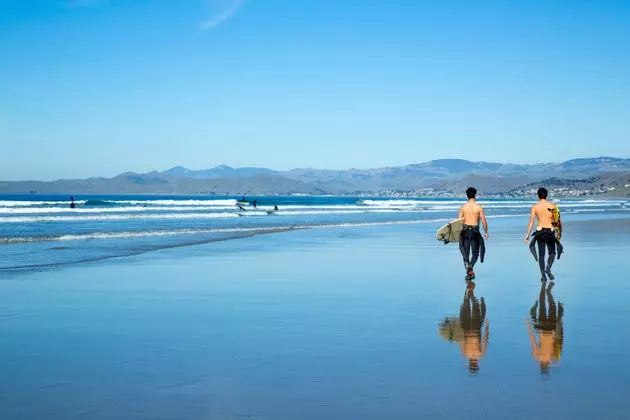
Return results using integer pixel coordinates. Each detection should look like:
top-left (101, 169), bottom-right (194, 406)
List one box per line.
top-left (1, 215), bottom-right (629, 419)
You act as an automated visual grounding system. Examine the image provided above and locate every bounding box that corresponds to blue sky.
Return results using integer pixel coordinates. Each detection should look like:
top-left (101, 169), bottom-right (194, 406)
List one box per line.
top-left (1, 0), bottom-right (629, 180)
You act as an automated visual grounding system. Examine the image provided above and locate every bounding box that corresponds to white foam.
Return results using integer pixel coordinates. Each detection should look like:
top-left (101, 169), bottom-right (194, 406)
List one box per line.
top-left (0, 212), bottom-right (239, 223)
top-left (107, 199), bottom-right (238, 206)
top-left (0, 217), bottom-right (456, 244)
top-left (0, 200), bottom-right (87, 206)
top-left (0, 212), bottom-right (532, 245)
top-left (275, 210), bottom-right (366, 215)
top-left (0, 199), bottom-right (236, 207)
top-left (360, 199), bottom-right (429, 207)
top-left (0, 206), bottom-right (236, 214)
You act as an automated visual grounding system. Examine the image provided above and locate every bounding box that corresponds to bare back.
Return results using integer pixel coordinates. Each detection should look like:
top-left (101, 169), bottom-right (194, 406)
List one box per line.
top-left (459, 201), bottom-right (483, 226)
top-left (532, 200), bottom-right (556, 229)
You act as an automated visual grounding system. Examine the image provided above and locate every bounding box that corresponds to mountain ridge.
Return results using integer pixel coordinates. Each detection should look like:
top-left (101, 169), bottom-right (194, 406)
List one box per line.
top-left (2, 157), bottom-right (629, 195)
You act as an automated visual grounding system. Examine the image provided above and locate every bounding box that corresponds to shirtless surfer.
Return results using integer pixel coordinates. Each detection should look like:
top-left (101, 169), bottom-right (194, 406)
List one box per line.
top-left (458, 187), bottom-right (489, 281)
top-left (524, 188), bottom-right (563, 282)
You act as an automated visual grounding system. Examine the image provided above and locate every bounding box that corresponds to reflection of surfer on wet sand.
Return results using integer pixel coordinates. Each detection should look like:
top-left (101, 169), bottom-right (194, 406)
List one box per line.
top-left (438, 282), bottom-right (489, 374)
top-left (528, 282), bottom-right (564, 375)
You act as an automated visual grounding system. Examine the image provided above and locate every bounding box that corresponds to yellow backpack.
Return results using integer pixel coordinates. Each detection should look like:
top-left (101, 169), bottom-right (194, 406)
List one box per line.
top-left (549, 205), bottom-right (562, 241)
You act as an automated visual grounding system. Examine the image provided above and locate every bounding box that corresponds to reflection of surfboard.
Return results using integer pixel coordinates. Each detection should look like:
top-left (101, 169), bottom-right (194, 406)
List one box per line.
top-left (436, 218), bottom-right (464, 244)
top-left (438, 317), bottom-right (465, 342)
top-left (550, 206), bottom-right (562, 241)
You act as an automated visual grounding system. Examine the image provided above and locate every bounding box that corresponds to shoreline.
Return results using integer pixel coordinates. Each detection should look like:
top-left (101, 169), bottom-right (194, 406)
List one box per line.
top-left (3, 212), bottom-right (630, 271)
top-left (1, 192), bottom-right (627, 200)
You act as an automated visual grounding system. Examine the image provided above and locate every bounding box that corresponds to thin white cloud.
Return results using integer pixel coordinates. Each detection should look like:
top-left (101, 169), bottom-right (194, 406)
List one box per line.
top-left (64, 0), bottom-right (109, 7)
top-left (200, 0), bottom-right (244, 30)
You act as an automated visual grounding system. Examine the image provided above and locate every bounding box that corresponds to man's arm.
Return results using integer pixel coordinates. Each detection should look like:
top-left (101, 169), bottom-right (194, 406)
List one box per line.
top-left (525, 206), bottom-right (536, 242)
top-left (458, 206), bottom-right (464, 220)
top-left (527, 322), bottom-right (538, 351)
top-left (480, 207), bottom-right (489, 239)
top-left (481, 321), bottom-right (490, 354)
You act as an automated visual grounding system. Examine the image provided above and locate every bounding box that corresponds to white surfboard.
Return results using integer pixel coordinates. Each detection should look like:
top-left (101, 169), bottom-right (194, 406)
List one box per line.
top-left (436, 218), bottom-right (465, 244)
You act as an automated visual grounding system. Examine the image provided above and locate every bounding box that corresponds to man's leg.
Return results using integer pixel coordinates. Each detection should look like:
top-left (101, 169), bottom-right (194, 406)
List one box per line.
top-left (470, 234), bottom-right (480, 268)
top-left (538, 282), bottom-right (547, 323)
top-left (536, 236), bottom-right (547, 281)
top-left (460, 295), bottom-right (472, 330)
top-left (547, 287), bottom-right (557, 325)
top-left (545, 239), bottom-right (556, 280)
top-left (470, 297), bottom-right (482, 332)
top-left (460, 231), bottom-right (472, 276)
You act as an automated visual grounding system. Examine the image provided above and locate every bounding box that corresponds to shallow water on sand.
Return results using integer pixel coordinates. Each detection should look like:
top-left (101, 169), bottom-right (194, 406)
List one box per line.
top-left (0, 215), bottom-right (629, 419)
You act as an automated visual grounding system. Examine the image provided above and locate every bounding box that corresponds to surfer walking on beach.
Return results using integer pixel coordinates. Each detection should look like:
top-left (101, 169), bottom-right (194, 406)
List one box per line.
top-left (458, 187), bottom-right (489, 281)
top-left (524, 188), bottom-right (563, 282)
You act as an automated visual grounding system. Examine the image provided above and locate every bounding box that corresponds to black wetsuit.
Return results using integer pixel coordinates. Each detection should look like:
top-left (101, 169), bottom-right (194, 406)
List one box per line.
top-left (460, 294), bottom-right (486, 335)
top-left (529, 229), bottom-right (563, 279)
top-left (459, 225), bottom-right (485, 270)
top-left (530, 284), bottom-right (563, 332)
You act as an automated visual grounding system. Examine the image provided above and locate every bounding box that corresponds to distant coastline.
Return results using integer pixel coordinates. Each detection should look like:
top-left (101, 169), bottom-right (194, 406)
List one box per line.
top-left (1, 157), bottom-right (629, 198)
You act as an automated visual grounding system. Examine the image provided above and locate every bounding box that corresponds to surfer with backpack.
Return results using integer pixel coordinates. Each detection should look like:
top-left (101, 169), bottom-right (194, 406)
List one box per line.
top-left (524, 188), bottom-right (563, 282)
top-left (458, 187), bottom-right (489, 281)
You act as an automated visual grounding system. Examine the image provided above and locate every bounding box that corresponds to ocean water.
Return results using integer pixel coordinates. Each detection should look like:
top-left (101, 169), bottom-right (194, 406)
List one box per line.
top-left (1, 194), bottom-right (629, 271)
top-left (2, 194), bottom-right (630, 418)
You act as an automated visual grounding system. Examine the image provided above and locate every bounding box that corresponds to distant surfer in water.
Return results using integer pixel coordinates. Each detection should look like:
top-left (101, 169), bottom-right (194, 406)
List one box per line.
top-left (252, 199), bottom-right (258, 208)
top-left (70, 196), bottom-right (75, 209)
top-left (458, 187), bottom-right (489, 281)
top-left (273, 205), bottom-right (278, 211)
top-left (525, 188), bottom-right (563, 282)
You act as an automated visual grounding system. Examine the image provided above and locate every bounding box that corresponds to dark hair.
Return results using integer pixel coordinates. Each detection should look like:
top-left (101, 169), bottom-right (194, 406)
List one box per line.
top-left (469, 359), bottom-right (480, 375)
top-left (540, 362), bottom-right (550, 376)
top-left (537, 188), bottom-right (548, 199)
top-left (466, 187), bottom-right (477, 199)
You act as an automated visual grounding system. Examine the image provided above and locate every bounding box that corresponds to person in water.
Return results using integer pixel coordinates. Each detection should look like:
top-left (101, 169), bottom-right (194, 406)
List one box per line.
top-left (525, 188), bottom-right (563, 282)
top-left (528, 282), bottom-right (564, 375)
top-left (70, 196), bottom-right (75, 209)
top-left (438, 282), bottom-right (489, 375)
top-left (458, 187), bottom-right (489, 281)
top-left (273, 205), bottom-right (278, 211)
top-left (252, 199), bottom-right (258, 208)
